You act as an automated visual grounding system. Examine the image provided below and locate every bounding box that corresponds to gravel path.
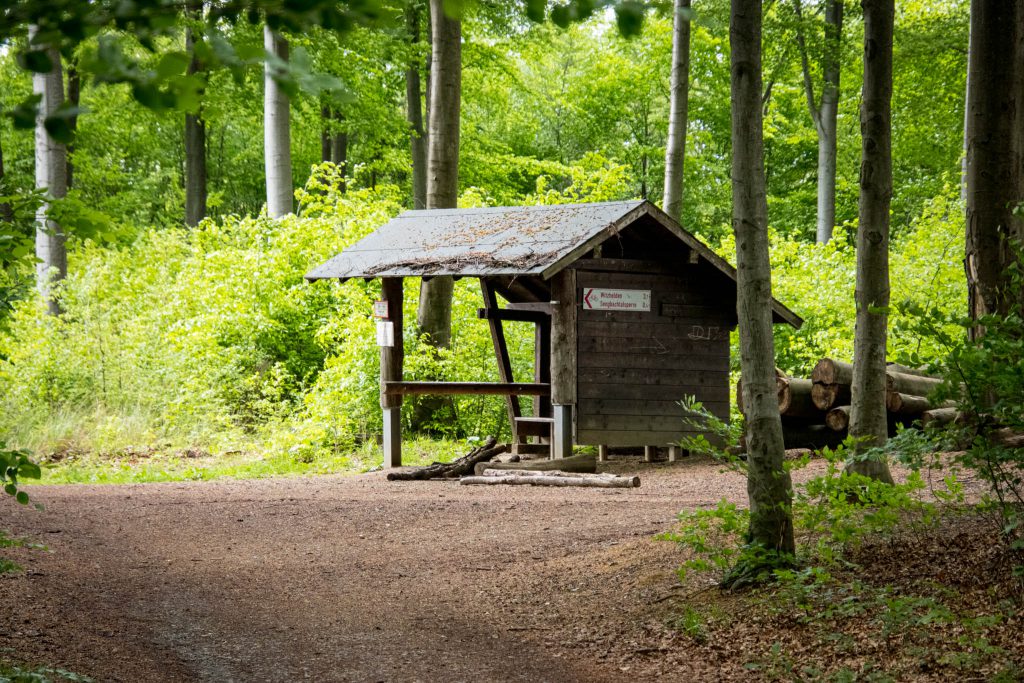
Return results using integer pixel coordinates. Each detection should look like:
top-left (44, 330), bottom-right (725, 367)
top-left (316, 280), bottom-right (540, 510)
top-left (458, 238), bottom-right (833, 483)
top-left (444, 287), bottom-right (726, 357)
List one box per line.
top-left (1, 456), bottom-right (754, 682)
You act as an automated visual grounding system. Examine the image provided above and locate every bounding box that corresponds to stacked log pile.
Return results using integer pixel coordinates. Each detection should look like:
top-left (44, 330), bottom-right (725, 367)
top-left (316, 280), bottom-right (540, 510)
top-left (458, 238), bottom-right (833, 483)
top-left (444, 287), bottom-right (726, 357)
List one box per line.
top-left (737, 359), bottom-right (954, 451)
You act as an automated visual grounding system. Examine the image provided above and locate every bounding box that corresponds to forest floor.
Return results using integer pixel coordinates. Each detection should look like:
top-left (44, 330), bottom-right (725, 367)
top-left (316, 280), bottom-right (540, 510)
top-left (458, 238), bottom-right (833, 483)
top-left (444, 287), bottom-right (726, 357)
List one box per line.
top-left (1, 454), bottom-right (1021, 682)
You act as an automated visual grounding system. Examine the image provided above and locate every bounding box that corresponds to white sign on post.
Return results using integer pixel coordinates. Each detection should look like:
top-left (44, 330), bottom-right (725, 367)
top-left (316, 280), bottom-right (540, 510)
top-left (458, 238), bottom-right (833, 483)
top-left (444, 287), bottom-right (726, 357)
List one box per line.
top-left (581, 288), bottom-right (651, 312)
top-left (373, 300), bottom-right (389, 319)
top-left (376, 321), bottom-right (395, 347)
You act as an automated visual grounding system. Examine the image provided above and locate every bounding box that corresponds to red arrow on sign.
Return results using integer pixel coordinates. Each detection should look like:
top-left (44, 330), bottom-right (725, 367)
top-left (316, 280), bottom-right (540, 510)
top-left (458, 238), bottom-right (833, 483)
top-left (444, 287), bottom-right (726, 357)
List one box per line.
top-left (583, 288), bottom-right (594, 308)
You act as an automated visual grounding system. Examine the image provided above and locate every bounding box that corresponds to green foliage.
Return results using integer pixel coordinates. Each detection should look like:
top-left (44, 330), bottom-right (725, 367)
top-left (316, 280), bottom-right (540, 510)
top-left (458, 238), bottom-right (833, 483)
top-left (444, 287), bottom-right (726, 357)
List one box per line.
top-left (896, 261), bottom-right (1024, 561)
top-left (0, 442), bottom-right (40, 506)
top-left (713, 190), bottom-right (967, 376)
top-left (0, 664), bottom-right (92, 683)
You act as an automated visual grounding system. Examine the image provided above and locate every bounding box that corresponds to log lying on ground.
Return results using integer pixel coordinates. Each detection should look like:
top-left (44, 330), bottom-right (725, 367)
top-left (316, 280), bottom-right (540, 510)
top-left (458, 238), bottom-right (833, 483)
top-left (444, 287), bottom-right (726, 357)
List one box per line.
top-left (811, 382), bottom-right (851, 411)
top-left (885, 370), bottom-right (943, 397)
top-left (886, 391), bottom-right (955, 415)
top-left (826, 405), bottom-right (851, 432)
top-left (992, 428), bottom-right (1024, 448)
top-left (462, 470), bottom-right (639, 488)
top-left (921, 407), bottom-right (961, 427)
top-left (741, 421), bottom-right (847, 452)
top-left (811, 358), bottom-right (854, 386)
top-left (780, 421), bottom-right (847, 450)
top-left (474, 452), bottom-right (597, 476)
top-left (886, 362), bottom-right (936, 378)
top-left (779, 378), bottom-right (823, 419)
top-left (736, 369), bottom-right (787, 415)
top-left (387, 437), bottom-right (506, 481)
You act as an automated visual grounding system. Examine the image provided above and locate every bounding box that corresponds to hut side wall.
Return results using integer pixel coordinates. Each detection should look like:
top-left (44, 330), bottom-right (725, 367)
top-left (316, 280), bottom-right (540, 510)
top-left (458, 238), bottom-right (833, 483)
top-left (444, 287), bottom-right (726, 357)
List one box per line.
top-left (574, 267), bottom-right (733, 447)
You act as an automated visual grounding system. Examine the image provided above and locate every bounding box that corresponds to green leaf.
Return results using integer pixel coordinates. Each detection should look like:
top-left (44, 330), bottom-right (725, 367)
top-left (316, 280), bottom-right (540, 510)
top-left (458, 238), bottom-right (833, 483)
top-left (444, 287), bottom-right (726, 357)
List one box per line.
top-left (18, 462), bottom-right (42, 480)
top-left (7, 95), bottom-right (42, 130)
top-left (19, 49), bottom-right (54, 74)
top-left (525, 0), bottom-right (546, 22)
top-left (615, 2), bottom-right (647, 36)
top-left (16, 491), bottom-right (29, 505)
top-left (441, 0), bottom-right (465, 20)
top-left (4, 483), bottom-right (15, 496)
top-left (156, 52), bottom-right (191, 79)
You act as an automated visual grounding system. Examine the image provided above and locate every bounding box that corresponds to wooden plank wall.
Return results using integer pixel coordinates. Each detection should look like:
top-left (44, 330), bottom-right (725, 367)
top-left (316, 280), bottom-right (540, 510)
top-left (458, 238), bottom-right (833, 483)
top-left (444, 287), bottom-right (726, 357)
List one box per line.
top-left (574, 266), bottom-right (733, 446)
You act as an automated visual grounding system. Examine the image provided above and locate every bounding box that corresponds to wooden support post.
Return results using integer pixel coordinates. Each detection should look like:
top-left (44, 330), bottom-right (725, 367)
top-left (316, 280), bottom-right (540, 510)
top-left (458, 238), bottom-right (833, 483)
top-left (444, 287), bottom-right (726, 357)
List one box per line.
top-left (598, 445), bottom-right (610, 462)
top-left (668, 445), bottom-right (683, 462)
top-left (481, 279), bottom-right (522, 441)
top-left (534, 317), bottom-right (552, 420)
top-left (379, 277), bottom-right (404, 468)
top-left (382, 408), bottom-right (401, 468)
top-left (553, 404), bottom-right (572, 460)
top-left (550, 269), bottom-right (577, 460)
top-left (644, 446), bottom-right (656, 463)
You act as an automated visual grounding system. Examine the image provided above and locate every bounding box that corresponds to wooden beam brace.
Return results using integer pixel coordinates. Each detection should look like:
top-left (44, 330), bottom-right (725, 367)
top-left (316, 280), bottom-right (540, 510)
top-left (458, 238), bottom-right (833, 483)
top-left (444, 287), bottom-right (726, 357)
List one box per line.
top-left (384, 381), bottom-right (551, 396)
top-left (480, 280), bottom-right (522, 434)
top-left (476, 307), bottom-right (549, 324)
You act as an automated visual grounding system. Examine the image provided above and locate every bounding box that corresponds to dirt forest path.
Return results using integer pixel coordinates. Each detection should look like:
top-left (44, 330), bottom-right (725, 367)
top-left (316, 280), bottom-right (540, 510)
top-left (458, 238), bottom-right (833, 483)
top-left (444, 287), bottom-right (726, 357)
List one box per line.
top-left (2, 457), bottom-right (755, 682)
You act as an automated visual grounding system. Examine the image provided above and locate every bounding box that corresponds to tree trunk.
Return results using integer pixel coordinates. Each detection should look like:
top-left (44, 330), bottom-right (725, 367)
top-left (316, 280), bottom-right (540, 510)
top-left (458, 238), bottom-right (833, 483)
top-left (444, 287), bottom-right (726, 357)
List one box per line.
top-left (31, 28), bottom-right (68, 316)
top-left (816, 0), bottom-right (842, 243)
top-left (662, 0), bottom-right (692, 222)
top-left (331, 114), bottom-right (347, 193)
top-left (0, 135), bottom-right (12, 223)
top-left (406, 1), bottom-right (428, 210)
top-left (264, 26), bottom-right (292, 218)
top-left (793, 0), bottom-right (842, 243)
top-left (320, 105), bottom-right (332, 163)
top-left (184, 6), bottom-right (207, 227)
top-left (730, 0), bottom-right (795, 559)
top-left (847, 0), bottom-right (895, 484)
top-left (964, 0), bottom-right (1024, 327)
top-left (65, 61), bottom-right (80, 190)
top-left (417, 0), bottom-right (459, 336)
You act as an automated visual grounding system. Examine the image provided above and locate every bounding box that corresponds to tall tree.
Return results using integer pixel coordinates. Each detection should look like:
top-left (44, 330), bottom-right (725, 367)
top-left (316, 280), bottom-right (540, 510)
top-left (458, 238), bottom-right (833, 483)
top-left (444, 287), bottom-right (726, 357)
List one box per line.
top-left (416, 0), bottom-right (461, 349)
top-left (65, 59), bottom-right (80, 190)
top-left (792, 0), bottom-right (842, 244)
top-left (846, 0), bottom-right (895, 484)
top-left (31, 27), bottom-right (68, 316)
top-left (184, 3), bottom-right (207, 227)
top-left (964, 0), bottom-right (1024, 326)
top-left (264, 25), bottom-right (292, 218)
top-left (662, 0), bottom-right (691, 222)
top-left (730, 0), bottom-right (795, 572)
top-left (406, 1), bottom-right (428, 210)
top-left (0, 134), bottom-right (12, 223)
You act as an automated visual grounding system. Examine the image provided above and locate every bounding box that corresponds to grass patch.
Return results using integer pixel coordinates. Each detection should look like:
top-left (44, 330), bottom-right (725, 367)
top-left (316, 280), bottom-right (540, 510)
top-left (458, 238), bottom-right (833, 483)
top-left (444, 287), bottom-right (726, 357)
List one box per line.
top-left (32, 437), bottom-right (474, 486)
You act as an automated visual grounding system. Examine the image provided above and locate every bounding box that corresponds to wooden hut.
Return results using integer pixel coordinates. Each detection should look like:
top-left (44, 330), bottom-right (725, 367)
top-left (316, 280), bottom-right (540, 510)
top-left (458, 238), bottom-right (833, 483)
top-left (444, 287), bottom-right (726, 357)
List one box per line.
top-left (306, 200), bottom-right (802, 466)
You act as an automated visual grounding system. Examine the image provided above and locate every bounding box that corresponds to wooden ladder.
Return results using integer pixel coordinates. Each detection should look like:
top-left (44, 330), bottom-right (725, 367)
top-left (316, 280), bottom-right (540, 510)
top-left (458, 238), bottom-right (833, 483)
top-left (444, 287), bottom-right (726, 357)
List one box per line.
top-left (513, 416), bottom-right (554, 456)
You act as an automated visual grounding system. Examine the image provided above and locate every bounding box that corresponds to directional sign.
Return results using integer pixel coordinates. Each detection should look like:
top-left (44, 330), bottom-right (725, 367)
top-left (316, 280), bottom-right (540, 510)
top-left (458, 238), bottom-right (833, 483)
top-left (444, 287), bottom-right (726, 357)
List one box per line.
top-left (581, 288), bottom-right (651, 312)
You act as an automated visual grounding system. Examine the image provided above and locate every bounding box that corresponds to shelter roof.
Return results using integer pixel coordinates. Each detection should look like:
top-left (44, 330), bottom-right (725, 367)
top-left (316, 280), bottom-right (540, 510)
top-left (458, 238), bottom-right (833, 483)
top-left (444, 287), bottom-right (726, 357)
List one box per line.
top-left (306, 200), bottom-right (802, 328)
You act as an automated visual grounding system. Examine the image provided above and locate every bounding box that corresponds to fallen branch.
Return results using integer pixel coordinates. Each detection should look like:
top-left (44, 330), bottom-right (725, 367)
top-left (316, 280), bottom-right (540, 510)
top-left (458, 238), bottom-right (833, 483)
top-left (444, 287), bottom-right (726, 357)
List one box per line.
top-left (461, 471), bottom-right (640, 488)
top-left (387, 437), bottom-right (506, 481)
top-left (474, 452), bottom-right (596, 476)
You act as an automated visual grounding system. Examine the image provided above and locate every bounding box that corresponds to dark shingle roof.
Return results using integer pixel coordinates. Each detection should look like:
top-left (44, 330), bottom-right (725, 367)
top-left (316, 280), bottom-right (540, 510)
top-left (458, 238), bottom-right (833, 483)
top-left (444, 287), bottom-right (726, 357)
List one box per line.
top-left (306, 200), bottom-right (802, 328)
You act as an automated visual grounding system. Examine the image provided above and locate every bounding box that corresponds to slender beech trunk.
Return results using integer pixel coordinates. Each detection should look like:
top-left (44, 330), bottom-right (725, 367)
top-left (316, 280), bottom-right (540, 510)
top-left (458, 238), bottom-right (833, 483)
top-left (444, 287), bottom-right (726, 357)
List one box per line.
top-left (31, 28), bottom-right (68, 316)
top-left (321, 105), bottom-right (332, 163)
top-left (331, 116), bottom-right (348, 193)
top-left (964, 0), bottom-right (1024, 327)
top-left (184, 6), bottom-right (207, 227)
top-left (662, 0), bottom-right (691, 222)
top-left (264, 25), bottom-right (292, 218)
top-left (793, 0), bottom-right (842, 243)
top-left (0, 135), bottom-right (12, 223)
top-left (65, 62), bottom-right (80, 190)
top-left (730, 0), bottom-right (795, 562)
top-left (847, 0), bottom-right (895, 484)
top-left (417, 0), bottom-right (460, 349)
top-left (406, 2), bottom-right (428, 210)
